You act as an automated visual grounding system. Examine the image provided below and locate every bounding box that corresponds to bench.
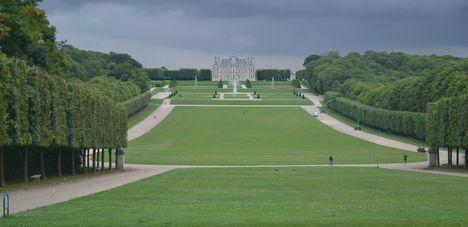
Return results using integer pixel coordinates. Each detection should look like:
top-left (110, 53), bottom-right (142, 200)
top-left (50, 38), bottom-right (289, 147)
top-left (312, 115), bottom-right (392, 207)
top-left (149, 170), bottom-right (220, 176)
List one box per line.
top-left (30, 174), bottom-right (42, 183)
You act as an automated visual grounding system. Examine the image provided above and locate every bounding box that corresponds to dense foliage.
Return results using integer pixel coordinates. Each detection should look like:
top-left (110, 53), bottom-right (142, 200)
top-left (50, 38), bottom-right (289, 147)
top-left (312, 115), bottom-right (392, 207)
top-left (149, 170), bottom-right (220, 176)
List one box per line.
top-left (0, 54), bottom-right (127, 183)
top-left (426, 95), bottom-right (468, 148)
top-left (147, 68), bottom-right (211, 81)
top-left (245, 79), bottom-right (252, 88)
top-left (291, 79), bottom-right (301, 88)
top-left (325, 92), bottom-right (426, 140)
top-left (305, 51), bottom-right (467, 141)
top-left (122, 92), bottom-right (152, 117)
top-left (256, 69), bottom-right (291, 81)
top-left (199, 69), bottom-right (212, 81)
top-left (84, 76), bottom-right (140, 103)
top-left (295, 70), bottom-right (307, 80)
top-left (64, 45), bottom-right (149, 92)
top-left (305, 51), bottom-right (467, 112)
top-left (0, 0), bottom-right (69, 76)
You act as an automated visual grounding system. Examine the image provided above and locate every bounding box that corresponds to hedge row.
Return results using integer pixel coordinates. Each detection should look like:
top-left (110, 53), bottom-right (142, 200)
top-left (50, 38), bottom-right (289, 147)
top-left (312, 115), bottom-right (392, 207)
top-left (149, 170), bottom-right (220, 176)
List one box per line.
top-left (426, 95), bottom-right (468, 148)
top-left (122, 92), bottom-right (152, 117)
top-left (0, 54), bottom-right (128, 184)
top-left (0, 54), bottom-right (128, 149)
top-left (325, 92), bottom-right (426, 140)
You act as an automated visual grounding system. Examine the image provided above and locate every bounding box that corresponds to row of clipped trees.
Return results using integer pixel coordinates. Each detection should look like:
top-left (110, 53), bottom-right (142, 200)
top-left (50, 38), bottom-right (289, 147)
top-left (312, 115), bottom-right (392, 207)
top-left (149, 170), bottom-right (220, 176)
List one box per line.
top-left (122, 92), bottom-right (152, 117)
top-left (325, 92), bottom-right (426, 140)
top-left (0, 54), bottom-right (128, 186)
top-left (426, 95), bottom-right (468, 168)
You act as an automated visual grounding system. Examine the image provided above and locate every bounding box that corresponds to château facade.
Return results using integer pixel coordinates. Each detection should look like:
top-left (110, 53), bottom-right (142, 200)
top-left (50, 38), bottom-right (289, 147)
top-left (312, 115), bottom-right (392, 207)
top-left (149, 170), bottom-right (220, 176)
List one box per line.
top-left (212, 56), bottom-right (255, 81)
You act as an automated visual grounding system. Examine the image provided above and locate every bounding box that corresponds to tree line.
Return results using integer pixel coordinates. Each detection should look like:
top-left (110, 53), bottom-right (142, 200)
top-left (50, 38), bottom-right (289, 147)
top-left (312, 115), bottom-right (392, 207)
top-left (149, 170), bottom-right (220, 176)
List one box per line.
top-left (325, 92), bottom-right (426, 140)
top-left (256, 69), bottom-right (291, 81)
top-left (426, 95), bottom-right (468, 167)
top-left (304, 51), bottom-right (467, 112)
top-left (146, 68), bottom-right (212, 81)
top-left (0, 54), bottom-right (128, 186)
top-left (64, 45), bottom-right (150, 92)
top-left (0, 1), bottom-right (150, 94)
top-left (303, 51), bottom-right (467, 141)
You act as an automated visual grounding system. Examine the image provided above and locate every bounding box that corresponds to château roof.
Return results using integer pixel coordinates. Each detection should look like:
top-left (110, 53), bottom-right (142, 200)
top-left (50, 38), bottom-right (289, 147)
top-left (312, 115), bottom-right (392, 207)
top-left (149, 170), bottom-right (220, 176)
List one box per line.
top-left (214, 56), bottom-right (254, 67)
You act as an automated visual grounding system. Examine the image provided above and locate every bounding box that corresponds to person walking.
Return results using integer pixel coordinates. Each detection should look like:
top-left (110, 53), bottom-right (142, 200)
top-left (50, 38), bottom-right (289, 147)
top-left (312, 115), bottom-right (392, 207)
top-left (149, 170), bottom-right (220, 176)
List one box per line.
top-left (328, 155), bottom-right (334, 166)
top-left (403, 154), bottom-right (408, 165)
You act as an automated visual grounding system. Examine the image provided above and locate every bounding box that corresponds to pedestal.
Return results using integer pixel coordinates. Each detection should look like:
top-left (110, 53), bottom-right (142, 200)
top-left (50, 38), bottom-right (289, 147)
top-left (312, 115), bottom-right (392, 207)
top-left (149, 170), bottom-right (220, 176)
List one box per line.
top-left (428, 148), bottom-right (438, 167)
top-left (117, 148), bottom-right (125, 170)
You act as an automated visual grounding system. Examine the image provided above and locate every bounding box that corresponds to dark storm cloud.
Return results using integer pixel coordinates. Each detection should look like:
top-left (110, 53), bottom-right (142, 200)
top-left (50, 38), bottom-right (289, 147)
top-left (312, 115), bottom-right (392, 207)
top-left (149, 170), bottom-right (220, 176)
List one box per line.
top-left (39, 0), bottom-right (468, 69)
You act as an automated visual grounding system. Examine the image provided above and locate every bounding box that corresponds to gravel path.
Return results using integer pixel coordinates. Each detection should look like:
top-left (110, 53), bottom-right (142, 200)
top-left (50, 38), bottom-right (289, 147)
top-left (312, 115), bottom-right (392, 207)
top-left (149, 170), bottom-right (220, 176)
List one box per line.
top-left (8, 164), bottom-right (175, 214)
top-left (127, 103), bottom-right (174, 141)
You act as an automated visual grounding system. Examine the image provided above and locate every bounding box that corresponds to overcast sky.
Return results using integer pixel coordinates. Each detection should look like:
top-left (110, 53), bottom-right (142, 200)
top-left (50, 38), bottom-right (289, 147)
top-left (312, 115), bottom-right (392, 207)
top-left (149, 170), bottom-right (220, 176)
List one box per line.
top-left (40, 0), bottom-right (468, 70)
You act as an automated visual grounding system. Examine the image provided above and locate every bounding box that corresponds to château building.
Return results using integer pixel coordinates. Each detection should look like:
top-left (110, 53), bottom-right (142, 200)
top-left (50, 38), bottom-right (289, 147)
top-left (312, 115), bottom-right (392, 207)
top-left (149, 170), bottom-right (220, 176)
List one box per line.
top-left (212, 56), bottom-right (255, 81)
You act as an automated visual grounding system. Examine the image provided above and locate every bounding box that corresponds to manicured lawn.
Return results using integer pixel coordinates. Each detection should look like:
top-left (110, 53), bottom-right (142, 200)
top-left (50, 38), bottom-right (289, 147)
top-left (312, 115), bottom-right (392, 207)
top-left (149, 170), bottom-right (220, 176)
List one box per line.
top-left (171, 81), bottom-right (312, 105)
top-left (127, 99), bottom-right (162, 128)
top-left (126, 107), bottom-right (425, 165)
top-left (5, 167), bottom-right (468, 226)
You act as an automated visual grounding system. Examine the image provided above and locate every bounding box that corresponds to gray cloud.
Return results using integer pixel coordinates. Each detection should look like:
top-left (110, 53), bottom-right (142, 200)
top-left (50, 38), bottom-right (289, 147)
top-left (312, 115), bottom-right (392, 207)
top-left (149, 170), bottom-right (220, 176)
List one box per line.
top-left (40, 0), bottom-right (468, 70)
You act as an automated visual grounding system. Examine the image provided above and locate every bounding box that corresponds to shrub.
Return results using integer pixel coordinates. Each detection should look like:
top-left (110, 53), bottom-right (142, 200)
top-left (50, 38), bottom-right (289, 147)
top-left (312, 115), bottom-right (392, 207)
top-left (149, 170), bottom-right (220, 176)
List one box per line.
top-left (245, 79), bottom-right (252, 88)
top-left (169, 78), bottom-right (177, 88)
top-left (291, 79), bottom-right (301, 88)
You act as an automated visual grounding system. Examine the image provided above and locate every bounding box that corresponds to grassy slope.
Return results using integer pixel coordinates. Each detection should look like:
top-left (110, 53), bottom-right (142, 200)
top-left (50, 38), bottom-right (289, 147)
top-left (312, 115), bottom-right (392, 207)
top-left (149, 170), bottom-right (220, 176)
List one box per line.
top-left (126, 107), bottom-right (425, 165)
top-left (5, 167), bottom-right (468, 226)
top-left (127, 99), bottom-right (162, 128)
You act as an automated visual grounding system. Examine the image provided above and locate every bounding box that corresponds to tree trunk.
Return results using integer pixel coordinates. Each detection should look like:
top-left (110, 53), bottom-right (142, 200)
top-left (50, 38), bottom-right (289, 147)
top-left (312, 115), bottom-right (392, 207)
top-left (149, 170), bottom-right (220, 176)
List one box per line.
top-left (465, 148), bottom-right (468, 169)
top-left (101, 147), bottom-right (104, 172)
top-left (92, 148), bottom-right (96, 172)
top-left (40, 149), bottom-right (46, 180)
top-left (24, 147), bottom-right (29, 183)
top-left (57, 147), bottom-right (62, 177)
top-left (96, 148), bottom-right (100, 169)
top-left (436, 147), bottom-right (440, 167)
top-left (86, 149), bottom-right (89, 168)
top-left (108, 148), bottom-right (112, 170)
top-left (71, 149), bottom-right (76, 176)
top-left (0, 148), bottom-right (5, 187)
top-left (448, 147), bottom-right (452, 168)
top-left (456, 148), bottom-right (459, 167)
top-left (81, 149), bottom-right (86, 173)
top-left (115, 149), bottom-right (118, 170)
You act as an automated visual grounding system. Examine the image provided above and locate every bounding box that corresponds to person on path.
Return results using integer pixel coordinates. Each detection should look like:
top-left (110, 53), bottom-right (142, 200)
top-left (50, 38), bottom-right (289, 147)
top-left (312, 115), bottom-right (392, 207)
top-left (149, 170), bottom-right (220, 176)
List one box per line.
top-left (328, 155), bottom-right (334, 166)
top-left (403, 154), bottom-right (408, 165)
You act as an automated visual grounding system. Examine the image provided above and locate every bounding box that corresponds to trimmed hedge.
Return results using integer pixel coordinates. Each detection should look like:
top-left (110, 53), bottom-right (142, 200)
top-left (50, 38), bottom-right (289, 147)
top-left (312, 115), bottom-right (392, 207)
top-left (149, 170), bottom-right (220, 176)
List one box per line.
top-left (426, 95), bottom-right (468, 148)
top-left (0, 54), bottom-right (127, 183)
top-left (122, 92), bottom-right (152, 117)
top-left (325, 92), bottom-right (426, 140)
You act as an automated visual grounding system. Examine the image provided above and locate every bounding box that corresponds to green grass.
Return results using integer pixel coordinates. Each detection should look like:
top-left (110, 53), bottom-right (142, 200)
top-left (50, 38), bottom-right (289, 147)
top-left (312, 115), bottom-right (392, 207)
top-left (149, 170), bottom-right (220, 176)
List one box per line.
top-left (5, 167), bottom-right (468, 226)
top-left (324, 107), bottom-right (425, 146)
top-left (126, 107), bottom-right (425, 165)
top-left (171, 81), bottom-right (312, 105)
top-left (127, 99), bottom-right (162, 128)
